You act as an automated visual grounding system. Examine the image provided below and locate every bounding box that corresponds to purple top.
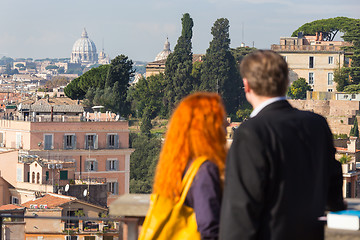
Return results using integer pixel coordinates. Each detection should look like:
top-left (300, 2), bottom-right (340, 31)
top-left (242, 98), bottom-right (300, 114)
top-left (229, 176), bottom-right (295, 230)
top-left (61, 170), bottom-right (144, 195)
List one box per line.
top-left (184, 160), bottom-right (222, 240)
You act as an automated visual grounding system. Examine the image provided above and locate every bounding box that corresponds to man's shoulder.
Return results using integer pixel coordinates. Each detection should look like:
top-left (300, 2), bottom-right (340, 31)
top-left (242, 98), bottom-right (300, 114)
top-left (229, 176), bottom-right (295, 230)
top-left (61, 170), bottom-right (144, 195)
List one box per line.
top-left (238, 107), bottom-right (328, 134)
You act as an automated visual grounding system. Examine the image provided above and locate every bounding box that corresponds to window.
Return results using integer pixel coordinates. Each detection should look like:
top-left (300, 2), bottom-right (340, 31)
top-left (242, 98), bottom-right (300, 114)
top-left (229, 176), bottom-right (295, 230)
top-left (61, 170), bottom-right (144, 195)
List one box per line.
top-left (60, 170), bottom-right (68, 180)
top-left (11, 196), bottom-right (19, 204)
top-left (44, 134), bottom-right (53, 150)
top-left (32, 172), bottom-right (35, 183)
top-left (309, 56), bottom-right (314, 68)
top-left (108, 182), bottom-right (118, 195)
top-left (66, 235), bottom-right (78, 240)
top-left (328, 89), bottom-right (333, 92)
top-left (107, 159), bottom-right (118, 171)
top-left (85, 134), bottom-right (97, 149)
top-left (107, 134), bottom-right (119, 149)
top-left (328, 56), bottom-right (334, 64)
top-left (328, 72), bottom-right (334, 85)
top-left (85, 160), bottom-right (97, 172)
top-left (37, 173), bottom-right (40, 184)
top-left (309, 72), bottom-right (314, 85)
top-left (84, 237), bottom-right (96, 240)
top-left (64, 134), bottom-right (76, 149)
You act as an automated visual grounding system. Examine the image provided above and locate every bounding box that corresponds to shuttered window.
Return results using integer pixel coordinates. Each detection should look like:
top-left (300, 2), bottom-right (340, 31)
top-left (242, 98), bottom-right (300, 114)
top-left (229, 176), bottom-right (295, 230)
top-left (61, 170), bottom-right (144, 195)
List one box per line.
top-left (44, 134), bottom-right (53, 150)
top-left (64, 134), bottom-right (76, 149)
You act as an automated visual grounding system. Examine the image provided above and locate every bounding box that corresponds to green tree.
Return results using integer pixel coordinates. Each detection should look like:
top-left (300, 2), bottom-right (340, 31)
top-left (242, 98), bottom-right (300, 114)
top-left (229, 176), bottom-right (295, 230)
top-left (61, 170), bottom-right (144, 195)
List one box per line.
top-left (140, 110), bottom-right (153, 137)
top-left (63, 77), bottom-right (86, 100)
top-left (231, 46), bottom-right (257, 63)
top-left (64, 54), bottom-right (133, 117)
top-left (342, 19), bottom-right (360, 85)
top-left (64, 65), bottom-right (109, 99)
top-left (45, 65), bottom-right (59, 70)
top-left (350, 117), bottom-right (359, 137)
top-left (287, 77), bottom-right (312, 99)
top-left (291, 17), bottom-right (356, 41)
top-left (130, 74), bottom-right (166, 119)
top-left (334, 66), bottom-right (350, 91)
top-left (129, 133), bottom-right (161, 193)
top-left (343, 84), bottom-right (360, 93)
top-left (199, 18), bottom-right (241, 114)
top-left (236, 108), bottom-right (252, 122)
top-left (105, 55), bottom-right (134, 116)
top-left (58, 67), bottom-right (65, 74)
top-left (164, 13), bottom-right (194, 115)
top-left (15, 63), bottom-right (25, 68)
top-left (191, 61), bottom-right (203, 91)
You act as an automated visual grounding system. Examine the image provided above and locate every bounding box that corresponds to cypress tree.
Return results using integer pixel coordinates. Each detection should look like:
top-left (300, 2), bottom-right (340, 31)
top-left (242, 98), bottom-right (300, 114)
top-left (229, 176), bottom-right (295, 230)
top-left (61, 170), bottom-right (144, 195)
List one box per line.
top-left (350, 117), bottom-right (359, 137)
top-left (342, 20), bottom-right (360, 85)
top-left (199, 18), bottom-right (241, 114)
top-left (164, 13), bottom-right (194, 115)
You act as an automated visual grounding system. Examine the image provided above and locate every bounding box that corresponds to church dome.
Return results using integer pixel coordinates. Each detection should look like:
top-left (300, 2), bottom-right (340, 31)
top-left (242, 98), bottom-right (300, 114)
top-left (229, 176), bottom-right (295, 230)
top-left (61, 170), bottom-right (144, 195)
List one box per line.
top-left (155, 38), bottom-right (171, 61)
top-left (71, 28), bottom-right (98, 65)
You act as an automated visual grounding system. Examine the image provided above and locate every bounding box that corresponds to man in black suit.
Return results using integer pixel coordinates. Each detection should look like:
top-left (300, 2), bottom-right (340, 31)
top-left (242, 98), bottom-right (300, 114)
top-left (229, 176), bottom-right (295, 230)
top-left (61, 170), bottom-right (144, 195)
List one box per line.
top-left (219, 50), bottom-right (345, 240)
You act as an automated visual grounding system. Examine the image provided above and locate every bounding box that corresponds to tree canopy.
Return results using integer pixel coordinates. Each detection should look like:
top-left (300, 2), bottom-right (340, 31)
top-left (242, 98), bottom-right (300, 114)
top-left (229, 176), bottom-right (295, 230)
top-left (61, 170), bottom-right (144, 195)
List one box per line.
top-left (129, 133), bottom-right (161, 193)
top-left (350, 117), bottom-right (359, 137)
top-left (291, 17), bottom-right (357, 41)
top-left (287, 77), bottom-right (312, 99)
top-left (64, 54), bottom-right (134, 116)
top-left (164, 13), bottom-right (194, 115)
top-left (199, 18), bottom-right (242, 114)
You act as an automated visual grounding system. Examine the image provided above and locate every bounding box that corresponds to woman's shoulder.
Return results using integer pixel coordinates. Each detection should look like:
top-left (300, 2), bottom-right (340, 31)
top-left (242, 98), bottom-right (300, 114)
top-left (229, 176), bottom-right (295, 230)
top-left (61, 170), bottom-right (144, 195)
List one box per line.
top-left (196, 160), bottom-right (220, 180)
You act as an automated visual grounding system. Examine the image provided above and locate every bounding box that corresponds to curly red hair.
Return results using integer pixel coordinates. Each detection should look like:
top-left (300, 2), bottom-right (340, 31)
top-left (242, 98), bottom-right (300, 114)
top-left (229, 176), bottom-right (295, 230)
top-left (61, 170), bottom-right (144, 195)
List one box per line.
top-left (153, 92), bottom-right (227, 200)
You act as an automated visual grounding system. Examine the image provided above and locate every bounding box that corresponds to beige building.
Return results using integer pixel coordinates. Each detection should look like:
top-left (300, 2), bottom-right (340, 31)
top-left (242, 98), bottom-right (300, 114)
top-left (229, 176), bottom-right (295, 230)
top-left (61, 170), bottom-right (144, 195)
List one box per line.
top-left (271, 33), bottom-right (352, 92)
top-left (0, 193), bottom-right (120, 240)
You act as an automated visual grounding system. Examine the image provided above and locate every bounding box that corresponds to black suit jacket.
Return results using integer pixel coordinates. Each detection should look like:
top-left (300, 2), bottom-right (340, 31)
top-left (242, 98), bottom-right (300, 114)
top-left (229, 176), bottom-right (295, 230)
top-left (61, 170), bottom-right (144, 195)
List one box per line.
top-left (220, 100), bottom-right (345, 240)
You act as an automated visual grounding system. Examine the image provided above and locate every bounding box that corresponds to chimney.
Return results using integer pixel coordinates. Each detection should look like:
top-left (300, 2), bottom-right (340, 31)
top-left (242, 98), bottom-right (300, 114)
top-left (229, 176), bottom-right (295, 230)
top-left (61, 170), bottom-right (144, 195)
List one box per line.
top-left (315, 32), bottom-right (319, 41)
top-left (319, 32), bottom-right (323, 41)
top-left (347, 136), bottom-right (357, 153)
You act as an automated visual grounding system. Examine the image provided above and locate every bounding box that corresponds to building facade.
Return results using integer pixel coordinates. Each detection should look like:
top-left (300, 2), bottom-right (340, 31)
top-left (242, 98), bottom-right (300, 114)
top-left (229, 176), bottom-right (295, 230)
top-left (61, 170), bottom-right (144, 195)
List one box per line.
top-left (271, 33), bottom-right (352, 92)
top-left (0, 115), bottom-right (133, 205)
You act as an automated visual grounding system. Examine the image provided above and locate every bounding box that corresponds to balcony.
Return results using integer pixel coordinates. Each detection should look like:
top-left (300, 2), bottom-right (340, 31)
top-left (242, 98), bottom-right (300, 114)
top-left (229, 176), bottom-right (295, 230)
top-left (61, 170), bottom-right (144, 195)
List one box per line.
top-left (271, 44), bottom-right (347, 52)
top-left (62, 220), bottom-right (119, 233)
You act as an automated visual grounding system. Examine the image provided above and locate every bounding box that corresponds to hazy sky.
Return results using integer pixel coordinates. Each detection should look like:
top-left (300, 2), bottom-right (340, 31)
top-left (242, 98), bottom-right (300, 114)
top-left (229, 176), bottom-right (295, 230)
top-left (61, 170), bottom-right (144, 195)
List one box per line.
top-left (0, 0), bottom-right (359, 62)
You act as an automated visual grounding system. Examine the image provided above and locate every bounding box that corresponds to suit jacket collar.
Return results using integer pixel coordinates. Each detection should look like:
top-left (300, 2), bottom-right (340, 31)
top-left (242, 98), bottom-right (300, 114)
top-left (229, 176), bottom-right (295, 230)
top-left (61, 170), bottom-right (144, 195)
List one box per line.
top-left (255, 100), bottom-right (293, 118)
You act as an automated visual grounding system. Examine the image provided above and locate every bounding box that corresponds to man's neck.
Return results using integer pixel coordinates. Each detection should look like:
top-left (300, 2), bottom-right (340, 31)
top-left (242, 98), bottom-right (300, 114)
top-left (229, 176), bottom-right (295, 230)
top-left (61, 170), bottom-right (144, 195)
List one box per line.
top-left (250, 95), bottom-right (273, 109)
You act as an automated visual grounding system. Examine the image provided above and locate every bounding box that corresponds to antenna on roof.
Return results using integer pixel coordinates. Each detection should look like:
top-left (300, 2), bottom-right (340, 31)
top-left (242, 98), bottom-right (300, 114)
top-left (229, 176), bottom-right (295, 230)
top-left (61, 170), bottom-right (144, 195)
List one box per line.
top-left (242, 22), bottom-right (244, 44)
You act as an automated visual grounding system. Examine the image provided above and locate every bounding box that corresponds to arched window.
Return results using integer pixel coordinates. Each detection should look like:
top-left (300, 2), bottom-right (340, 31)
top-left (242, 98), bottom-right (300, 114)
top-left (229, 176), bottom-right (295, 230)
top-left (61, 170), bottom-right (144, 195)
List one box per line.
top-left (37, 173), bottom-right (40, 184)
top-left (32, 172), bottom-right (35, 183)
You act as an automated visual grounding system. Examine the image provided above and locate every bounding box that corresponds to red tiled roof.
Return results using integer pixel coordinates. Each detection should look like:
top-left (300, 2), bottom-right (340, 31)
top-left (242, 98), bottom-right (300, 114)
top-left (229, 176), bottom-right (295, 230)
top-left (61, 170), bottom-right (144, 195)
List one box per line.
top-left (335, 147), bottom-right (360, 153)
top-left (0, 204), bottom-right (24, 211)
top-left (22, 194), bottom-right (75, 209)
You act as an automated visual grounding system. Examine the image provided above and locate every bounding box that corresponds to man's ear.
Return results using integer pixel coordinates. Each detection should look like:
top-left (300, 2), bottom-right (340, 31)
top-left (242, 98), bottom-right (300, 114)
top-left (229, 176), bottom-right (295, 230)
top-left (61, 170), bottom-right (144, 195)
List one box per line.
top-left (243, 78), bottom-right (250, 93)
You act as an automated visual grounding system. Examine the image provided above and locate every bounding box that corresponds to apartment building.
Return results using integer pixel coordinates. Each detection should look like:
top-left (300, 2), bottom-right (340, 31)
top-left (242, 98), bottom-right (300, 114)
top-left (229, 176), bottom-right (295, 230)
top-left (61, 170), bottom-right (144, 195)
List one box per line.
top-left (271, 32), bottom-right (352, 92)
top-left (0, 102), bottom-right (133, 205)
top-left (0, 193), bottom-right (120, 240)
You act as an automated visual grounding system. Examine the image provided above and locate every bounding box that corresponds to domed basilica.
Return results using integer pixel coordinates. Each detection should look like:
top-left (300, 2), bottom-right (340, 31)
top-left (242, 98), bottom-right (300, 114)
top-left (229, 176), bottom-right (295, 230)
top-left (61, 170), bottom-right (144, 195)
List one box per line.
top-left (155, 38), bottom-right (171, 61)
top-left (71, 28), bottom-right (109, 65)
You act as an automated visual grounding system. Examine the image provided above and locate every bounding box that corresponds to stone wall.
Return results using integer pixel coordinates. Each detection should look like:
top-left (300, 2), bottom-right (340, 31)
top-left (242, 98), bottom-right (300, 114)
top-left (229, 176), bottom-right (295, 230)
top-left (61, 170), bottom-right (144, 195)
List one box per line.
top-left (288, 99), bottom-right (360, 135)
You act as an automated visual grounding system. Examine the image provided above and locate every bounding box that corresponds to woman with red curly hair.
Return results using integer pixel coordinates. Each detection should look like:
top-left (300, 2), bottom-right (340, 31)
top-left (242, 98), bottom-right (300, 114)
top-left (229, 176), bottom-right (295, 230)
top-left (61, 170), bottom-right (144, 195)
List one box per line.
top-left (152, 92), bottom-right (228, 239)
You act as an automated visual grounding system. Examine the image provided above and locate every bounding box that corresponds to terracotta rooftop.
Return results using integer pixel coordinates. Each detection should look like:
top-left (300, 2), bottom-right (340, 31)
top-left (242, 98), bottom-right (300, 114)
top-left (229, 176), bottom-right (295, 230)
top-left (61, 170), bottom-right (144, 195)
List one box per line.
top-left (335, 147), bottom-right (360, 153)
top-left (0, 204), bottom-right (25, 211)
top-left (22, 193), bottom-right (75, 209)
